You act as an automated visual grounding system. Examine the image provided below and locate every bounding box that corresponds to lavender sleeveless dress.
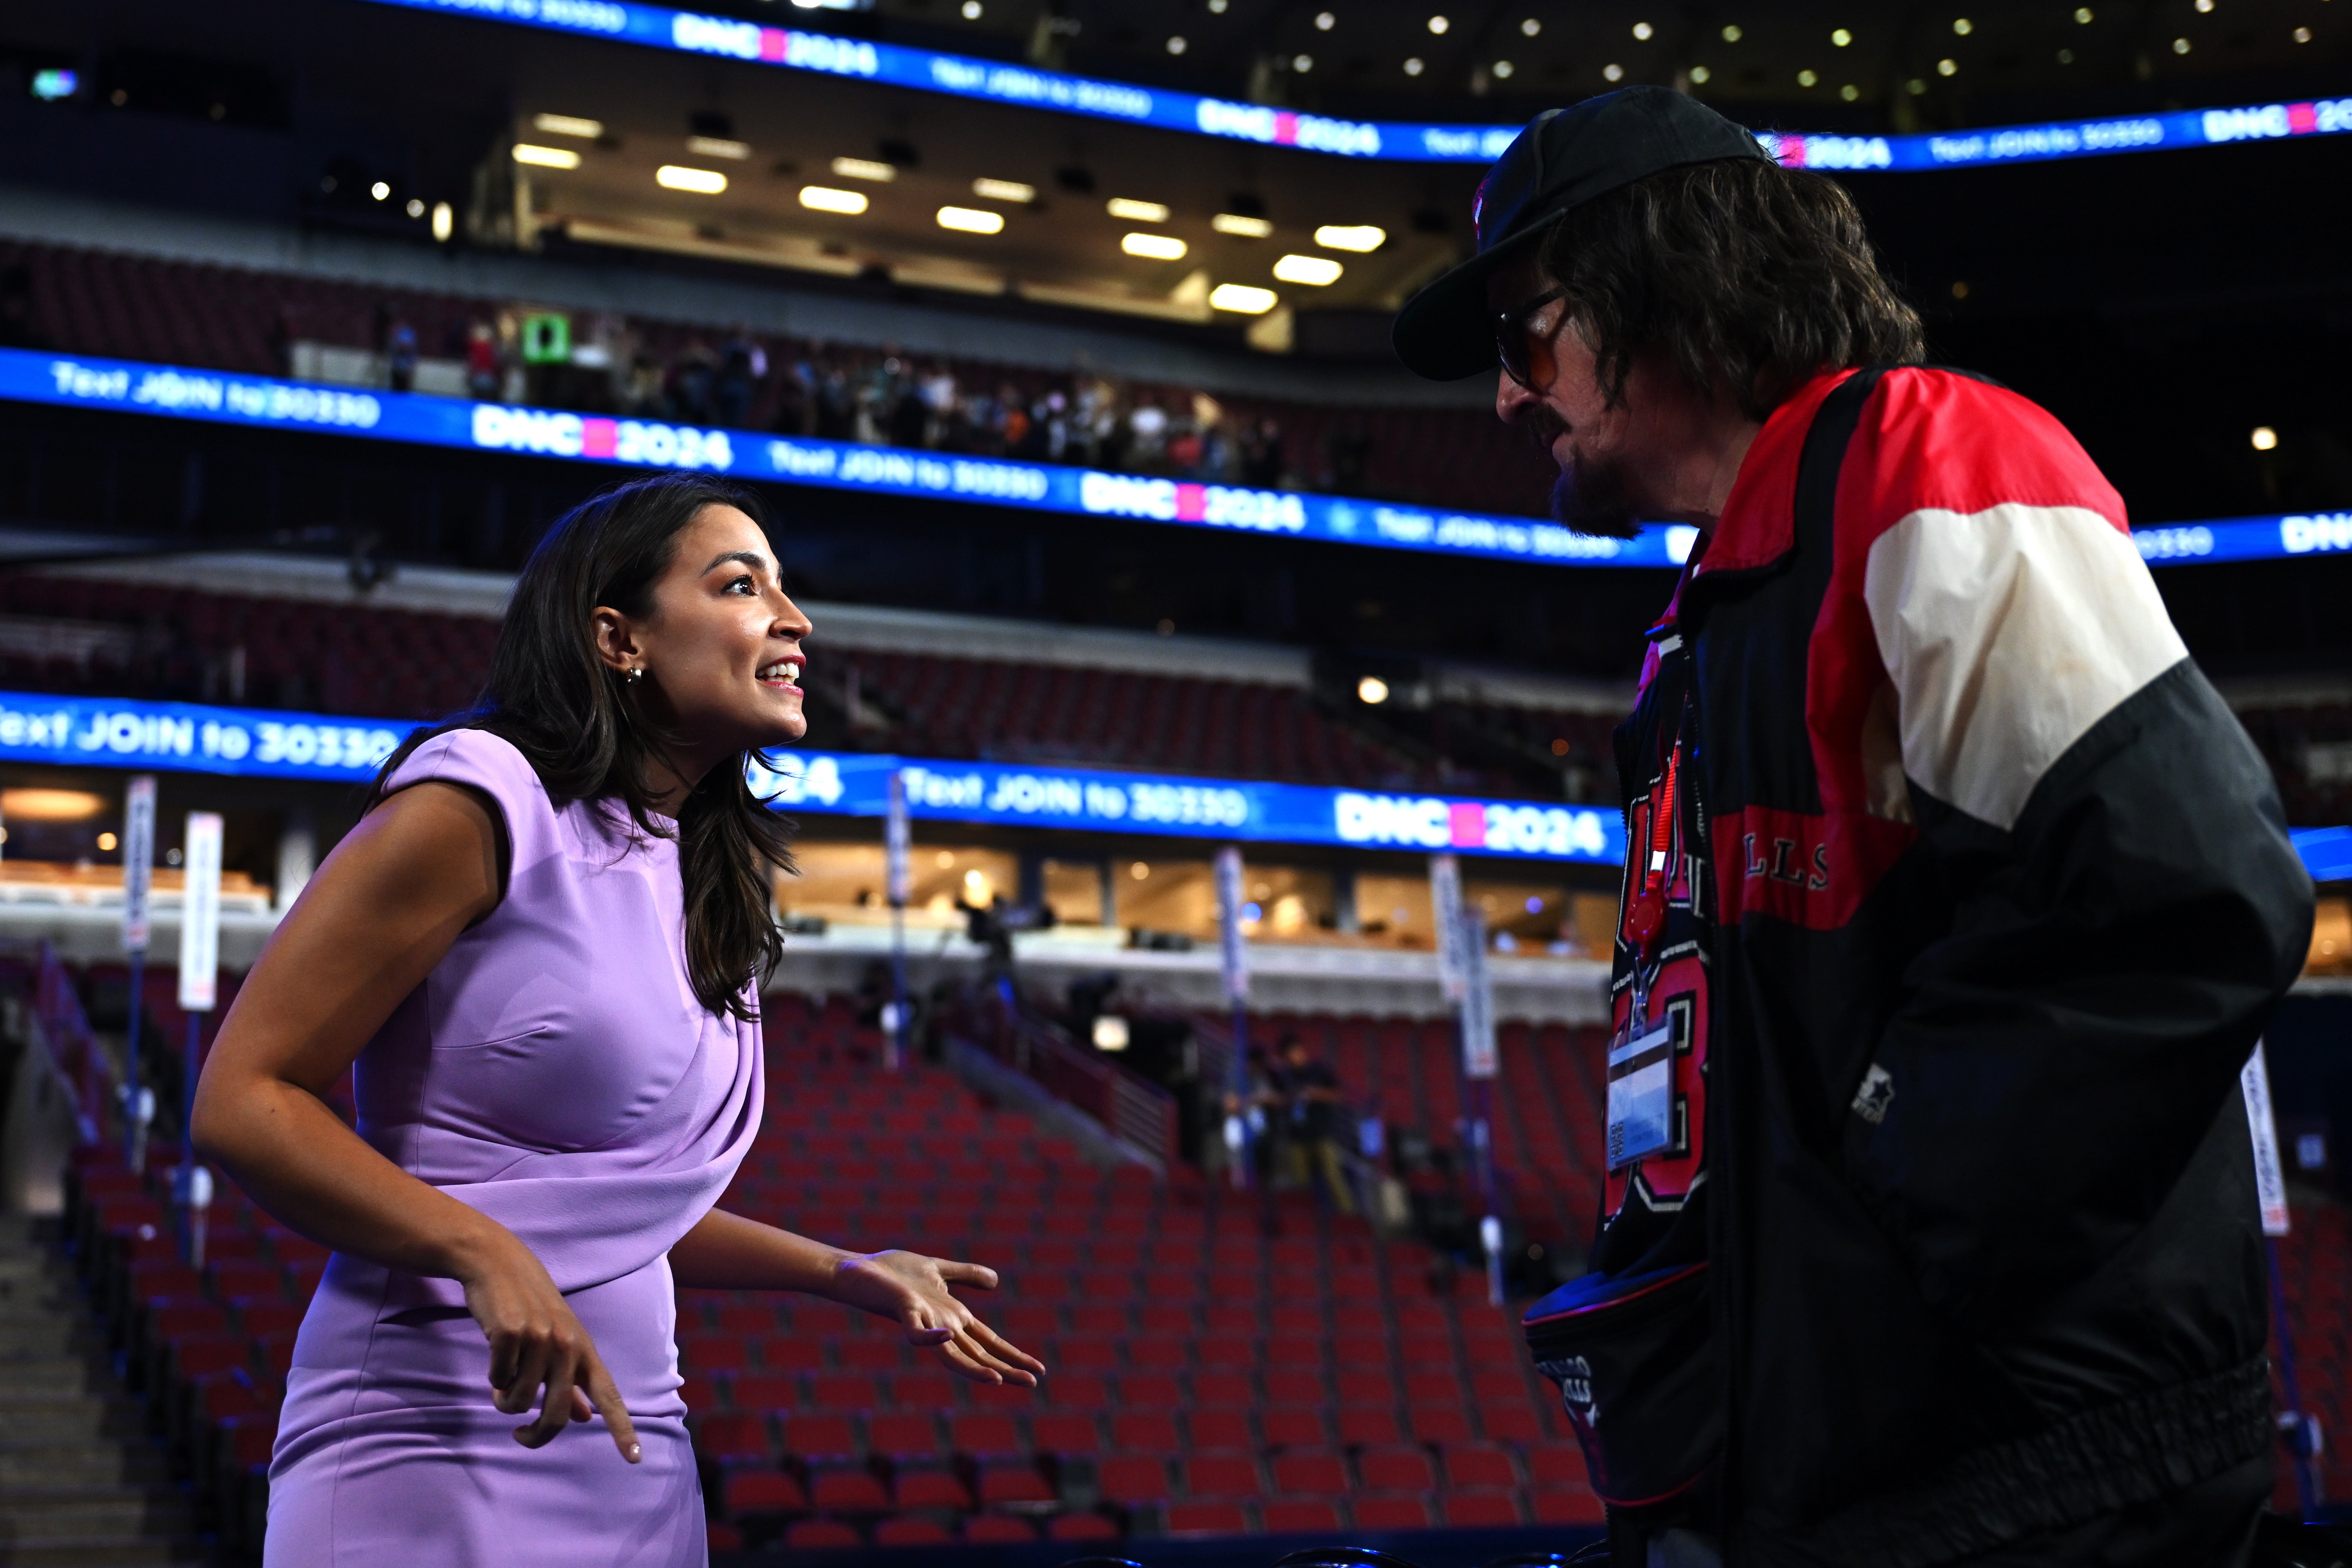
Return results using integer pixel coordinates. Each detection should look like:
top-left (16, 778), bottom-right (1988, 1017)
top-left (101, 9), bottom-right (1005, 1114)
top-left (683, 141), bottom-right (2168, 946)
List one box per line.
top-left (267, 730), bottom-right (762, 1567)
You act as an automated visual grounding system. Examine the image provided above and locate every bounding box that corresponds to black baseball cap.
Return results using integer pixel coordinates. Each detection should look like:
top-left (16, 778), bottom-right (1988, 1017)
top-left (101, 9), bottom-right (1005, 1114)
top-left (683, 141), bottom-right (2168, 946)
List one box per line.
top-left (1391, 87), bottom-right (1773, 381)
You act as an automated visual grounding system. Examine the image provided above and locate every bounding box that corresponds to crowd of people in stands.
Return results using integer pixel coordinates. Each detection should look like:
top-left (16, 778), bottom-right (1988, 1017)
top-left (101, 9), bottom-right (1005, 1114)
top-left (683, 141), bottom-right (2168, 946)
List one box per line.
top-left (394, 306), bottom-right (1311, 489)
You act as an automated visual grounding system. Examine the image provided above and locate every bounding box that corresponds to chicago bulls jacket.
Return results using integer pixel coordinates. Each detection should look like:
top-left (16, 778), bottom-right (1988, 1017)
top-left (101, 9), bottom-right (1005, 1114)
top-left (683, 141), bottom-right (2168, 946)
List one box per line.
top-left (1598, 366), bottom-right (2313, 1565)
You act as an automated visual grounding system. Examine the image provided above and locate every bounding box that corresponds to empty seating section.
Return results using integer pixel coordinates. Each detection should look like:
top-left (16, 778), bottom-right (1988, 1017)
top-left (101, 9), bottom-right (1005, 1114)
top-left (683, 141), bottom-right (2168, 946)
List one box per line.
top-left (839, 649), bottom-right (1422, 787)
top-left (685, 991), bottom-right (1604, 1548)
top-left (0, 574), bottom-right (499, 720)
top-left (3, 238), bottom-right (1558, 514)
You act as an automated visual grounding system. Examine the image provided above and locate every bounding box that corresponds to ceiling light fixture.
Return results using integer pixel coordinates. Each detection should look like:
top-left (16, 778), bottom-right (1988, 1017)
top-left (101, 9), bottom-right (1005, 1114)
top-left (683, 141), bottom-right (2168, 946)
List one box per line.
top-left (1273, 254), bottom-right (1342, 285)
top-left (1937, 56), bottom-right (1958, 74)
top-left (972, 177), bottom-right (1036, 202)
top-left (1123, 232), bottom-right (1189, 259)
top-left (1214, 213), bottom-right (1274, 237)
top-left (657, 165), bottom-right (728, 193)
top-left (1315, 11), bottom-right (1335, 28)
top-left (1521, 17), bottom-right (1541, 35)
top-left (1603, 62), bottom-right (1624, 80)
top-left (687, 136), bottom-right (750, 159)
top-left (1841, 82), bottom-right (1859, 98)
top-left (1313, 223), bottom-right (1386, 252)
top-left (2075, 6), bottom-right (2093, 19)
top-left (1797, 68), bottom-right (1818, 85)
top-left (370, 181), bottom-right (390, 200)
top-left (1209, 282), bottom-right (1279, 314)
top-left (1427, 15), bottom-right (1450, 35)
top-left (1494, 59), bottom-right (1515, 77)
top-left (1952, 16), bottom-right (1973, 34)
top-left (1168, 35), bottom-right (1188, 53)
top-left (1403, 56), bottom-right (1425, 74)
top-left (2172, 35), bottom-right (2190, 51)
top-left (1357, 676), bottom-right (1390, 704)
top-left (1107, 197), bottom-right (1171, 222)
top-left (531, 113), bottom-right (604, 138)
top-left (1293, 53), bottom-right (1314, 70)
top-left (1721, 24), bottom-right (1742, 42)
top-left (1633, 21), bottom-right (1654, 39)
top-left (1690, 63), bottom-right (1713, 82)
top-left (2294, 24), bottom-right (2312, 41)
top-left (1832, 27), bottom-right (1853, 45)
top-left (961, 0), bottom-right (980, 14)
top-left (799, 184), bottom-right (868, 213)
top-left (512, 144), bottom-right (582, 169)
top-left (937, 205), bottom-right (1004, 233)
top-left (831, 156), bottom-right (897, 181)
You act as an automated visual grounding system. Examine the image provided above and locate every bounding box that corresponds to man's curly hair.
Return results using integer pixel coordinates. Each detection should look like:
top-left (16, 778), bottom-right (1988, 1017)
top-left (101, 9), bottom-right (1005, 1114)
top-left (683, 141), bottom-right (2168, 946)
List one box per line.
top-left (1536, 157), bottom-right (1926, 420)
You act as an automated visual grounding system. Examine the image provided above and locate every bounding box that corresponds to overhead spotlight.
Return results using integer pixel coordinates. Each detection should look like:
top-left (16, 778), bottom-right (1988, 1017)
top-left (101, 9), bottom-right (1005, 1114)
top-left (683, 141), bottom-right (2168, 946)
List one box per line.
top-left (1494, 59), bottom-right (1515, 77)
top-left (657, 165), bottom-right (727, 194)
top-left (972, 177), bottom-right (1036, 202)
top-left (1357, 676), bottom-right (1390, 704)
top-left (1521, 17), bottom-right (1540, 36)
top-left (532, 113), bottom-right (604, 138)
top-left (1603, 62), bottom-right (1624, 80)
top-left (1721, 23), bottom-right (1742, 41)
top-left (1690, 64), bottom-right (1713, 82)
top-left (832, 156), bottom-right (896, 181)
top-left (1313, 224), bottom-right (1385, 252)
top-left (1952, 16), bottom-right (1972, 34)
top-left (1294, 54), bottom-right (1314, 71)
top-left (1122, 232), bottom-right (1189, 259)
top-left (1168, 35), bottom-right (1187, 53)
top-left (1213, 213), bottom-right (1274, 236)
top-left (1107, 197), bottom-right (1171, 222)
top-left (2252, 426), bottom-right (2280, 451)
top-left (1209, 282), bottom-right (1278, 314)
top-left (799, 185), bottom-right (868, 213)
top-left (1403, 56), bottom-right (1425, 74)
top-left (937, 205), bottom-right (1005, 233)
top-left (405, 197), bottom-right (424, 217)
top-left (2075, 5), bottom-right (2093, 19)
top-left (1840, 82), bottom-right (1859, 99)
top-left (431, 201), bottom-right (454, 241)
top-left (2058, 48), bottom-right (2075, 62)
top-left (1937, 56), bottom-right (1958, 74)
top-left (1633, 21), bottom-right (1653, 39)
top-left (1273, 254), bottom-right (1341, 284)
top-left (1832, 27), bottom-right (1852, 45)
top-left (962, 0), bottom-right (980, 14)
top-left (370, 181), bottom-right (390, 201)
top-left (1427, 15), bottom-right (1450, 35)
top-left (1797, 68), bottom-right (1818, 85)
top-left (1315, 11), bottom-right (1335, 28)
top-left (688, 136), bottom-right (751, 159)
top-left (2294, 25), bottom-right (2312, 41)
top-left (511, 144), bottom-right (581, 169)
top-left (2172, 35), bottom-right (2190, 51)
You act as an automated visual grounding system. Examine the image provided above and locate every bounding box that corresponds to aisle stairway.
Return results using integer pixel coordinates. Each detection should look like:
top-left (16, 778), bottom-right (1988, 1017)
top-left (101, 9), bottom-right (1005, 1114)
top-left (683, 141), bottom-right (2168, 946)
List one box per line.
top-left (0, 1218), bottom-right (201, 1566)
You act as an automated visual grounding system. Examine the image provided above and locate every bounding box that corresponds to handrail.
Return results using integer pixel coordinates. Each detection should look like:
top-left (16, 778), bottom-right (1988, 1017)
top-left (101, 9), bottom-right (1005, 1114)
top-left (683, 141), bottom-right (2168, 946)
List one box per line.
top-left (952, 988), bottom-right (1180, 1166)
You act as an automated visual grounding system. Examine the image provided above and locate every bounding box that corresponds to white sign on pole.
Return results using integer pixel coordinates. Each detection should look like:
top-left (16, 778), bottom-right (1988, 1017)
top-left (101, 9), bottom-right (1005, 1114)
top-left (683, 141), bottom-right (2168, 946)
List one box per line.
top-left (2242, 1041), bottom-right (2290, 1238)
top-left (1459, 904), bottom-right (1497, 1080)
top-left (122, 776), bottom-right (157, 955)
top-left (178, 812), bottom-right (224, 1013)
top-left (884, 773), bottom-right (911, 907)
top-left (1214, 846), bottom-right (1250, 1003)
top-left (1429, 852), bottom-right (1466, 1002)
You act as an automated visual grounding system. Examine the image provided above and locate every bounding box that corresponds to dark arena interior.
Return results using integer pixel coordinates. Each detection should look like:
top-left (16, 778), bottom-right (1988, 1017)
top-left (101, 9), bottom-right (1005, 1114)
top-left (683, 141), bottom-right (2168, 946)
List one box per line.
top-left (2, 1), bottom-right (2351, 1564)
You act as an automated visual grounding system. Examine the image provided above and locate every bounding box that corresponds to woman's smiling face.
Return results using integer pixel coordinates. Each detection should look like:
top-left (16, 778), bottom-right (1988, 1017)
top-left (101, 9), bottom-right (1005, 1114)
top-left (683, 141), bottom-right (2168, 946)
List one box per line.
top-left (593, 504), bottom-right (812, 763)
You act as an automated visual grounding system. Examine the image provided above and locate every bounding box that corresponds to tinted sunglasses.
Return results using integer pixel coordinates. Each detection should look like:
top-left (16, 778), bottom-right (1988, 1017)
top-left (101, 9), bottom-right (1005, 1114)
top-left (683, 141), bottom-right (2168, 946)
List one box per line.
top-left (1495, 286), bottom-right (1567, 390)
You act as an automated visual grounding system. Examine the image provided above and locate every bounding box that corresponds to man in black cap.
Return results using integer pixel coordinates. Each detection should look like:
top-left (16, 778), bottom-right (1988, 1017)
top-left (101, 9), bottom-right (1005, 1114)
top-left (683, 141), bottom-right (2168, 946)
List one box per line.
top-left (1399, 88), bottom-right (2313, 1567)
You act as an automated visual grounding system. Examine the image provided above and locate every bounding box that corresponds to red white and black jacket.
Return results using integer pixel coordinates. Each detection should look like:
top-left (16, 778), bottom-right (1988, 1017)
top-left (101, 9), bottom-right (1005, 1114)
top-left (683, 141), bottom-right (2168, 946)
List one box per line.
top-left (1599, 367), bottom-right (2313, 1565)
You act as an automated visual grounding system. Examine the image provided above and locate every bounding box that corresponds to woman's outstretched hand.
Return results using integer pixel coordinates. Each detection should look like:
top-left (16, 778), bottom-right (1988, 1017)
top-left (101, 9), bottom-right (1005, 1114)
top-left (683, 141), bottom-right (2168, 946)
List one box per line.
top-left (457, 1230), bottom-right (642, 1462)
top-left (828, 1251), bottom-right (1046, 1387)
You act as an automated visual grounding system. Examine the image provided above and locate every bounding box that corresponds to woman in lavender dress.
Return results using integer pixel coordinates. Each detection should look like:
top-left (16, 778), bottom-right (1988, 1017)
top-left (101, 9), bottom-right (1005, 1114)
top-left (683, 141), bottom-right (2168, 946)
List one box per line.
top-left (193, 474), bottom-right (1041, 1566)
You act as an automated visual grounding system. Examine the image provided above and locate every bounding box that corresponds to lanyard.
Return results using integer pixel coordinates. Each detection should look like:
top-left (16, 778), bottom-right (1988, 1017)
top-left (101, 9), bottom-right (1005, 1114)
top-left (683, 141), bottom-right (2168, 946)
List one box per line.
top-left (1624, 699), bottom-right (1686, 953)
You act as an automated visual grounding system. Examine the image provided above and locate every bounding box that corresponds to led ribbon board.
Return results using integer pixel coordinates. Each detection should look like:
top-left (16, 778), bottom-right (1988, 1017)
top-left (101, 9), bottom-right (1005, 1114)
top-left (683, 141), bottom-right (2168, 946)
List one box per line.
top-left (17, 348), bottom-right (2344, 571)
top-left (0, 690), bottom-right (1624, 864)
top-left (358, 0), bottom-right (2352, 169)
top-left (22, 346), bottom-right (1685, 568)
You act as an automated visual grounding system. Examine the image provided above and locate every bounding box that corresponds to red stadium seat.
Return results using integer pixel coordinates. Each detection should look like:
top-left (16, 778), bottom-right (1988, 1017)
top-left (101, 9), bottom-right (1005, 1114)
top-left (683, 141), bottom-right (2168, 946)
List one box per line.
top-left (874, 1516), bottom-right (953, 1545)
top-left (1166, 1502), bottom-right (1250, 1536)
top-left (1096, 1454), bottom-right (1171, 1504)
top-left (721, 1469), bottom-right (808, 1517)
top-left (863, 1411), bottom-right (939, 1459)
top-left (1109, 1410), bottom-right (1180, 1454)
top-left (1046, 1511), bottom-right (1119, 1542)
top-left (1029, 1411), bottom-right (1101, 1455)
top-left (1353, 1493), bottom-right (1436, 1530)
top-left (1264, 1498), bottom-right (1343, 1532)
top-left (1184, 1454), bottom-right (1262, 1501)
top-left (1336, 1406), bottom-right (1404, 1447)
top-left (1534, 1485), bottom-right (1608, 1524)
top-left (1261, 1407), bottom-right (1329, 1448)
top-left (890, 1467), bottom-right (973, 1509)
top-left (1527, 1443), bottom-right (1590, 1487)
top-left (783, 1519), bottom-right (861, 1548)
top-left (974, 1460), bottom-right (1056, 1506)
top-left (1358, 1446), bottom-right (1436, 1491)
top-left (693, 1413), bottom-right (771, 1464)
top-left (727, 1374), bottom-right (797, 1414)
top-left (808, 1468), bottom-right (890, 1512)
top-left (779, 1414), bottom-right (857, 1463)
top-left (948, 1411), bottom-right (1022, 1458)
top-left (1445, 1442), bottom-right (1519, 1490)
top-left (1444, 1490), bottom-right (1523, 1526)
top-left (965, 1515), bottom-right (1039, 1543)
top-left (1270, 1450), bottom-right (1348, 1497)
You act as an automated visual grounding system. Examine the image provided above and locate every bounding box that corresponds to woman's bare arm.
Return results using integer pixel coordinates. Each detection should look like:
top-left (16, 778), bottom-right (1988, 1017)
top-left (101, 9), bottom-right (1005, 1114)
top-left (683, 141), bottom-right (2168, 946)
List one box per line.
top-left (191, 781), bottom-right (639, 1460)
top-left (669, 1209), bottom-right (1043, 1385)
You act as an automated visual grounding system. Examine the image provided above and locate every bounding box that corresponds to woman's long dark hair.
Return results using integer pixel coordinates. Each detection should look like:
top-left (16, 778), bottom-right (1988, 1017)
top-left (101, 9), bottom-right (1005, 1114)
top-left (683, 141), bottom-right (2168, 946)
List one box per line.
top-left (372, 471), bottom-right (793, 1019)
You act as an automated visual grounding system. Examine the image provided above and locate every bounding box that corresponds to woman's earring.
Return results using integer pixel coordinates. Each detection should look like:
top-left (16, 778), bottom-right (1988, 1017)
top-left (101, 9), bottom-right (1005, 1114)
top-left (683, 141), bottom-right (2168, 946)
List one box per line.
top-left (625, 666), bottom-right (645, 683)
